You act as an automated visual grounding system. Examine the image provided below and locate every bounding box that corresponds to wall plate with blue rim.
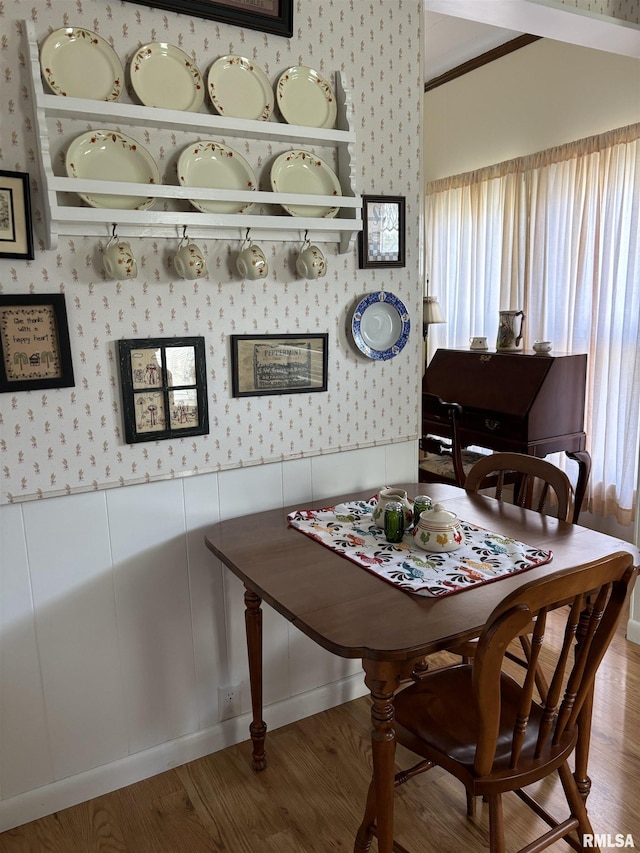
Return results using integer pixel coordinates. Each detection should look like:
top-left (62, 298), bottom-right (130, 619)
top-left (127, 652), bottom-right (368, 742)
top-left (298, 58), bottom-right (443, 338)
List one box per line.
top-left (351, 292), bottom-right (410, 360)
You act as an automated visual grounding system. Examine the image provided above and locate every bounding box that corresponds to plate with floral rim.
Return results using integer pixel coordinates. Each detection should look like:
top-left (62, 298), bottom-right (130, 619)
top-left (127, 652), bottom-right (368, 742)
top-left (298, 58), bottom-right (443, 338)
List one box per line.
top-left (207, 55), bottom-right (273, 121)
top-left (130, 43), bottom-right (204, 112)
top-left (276, 66), bottom-right (336, 129)
top-left (177, 140), bottom-right (257, 214)
top-left (270, 150), bottom-right (341, 218)
top-left (65, 129), bottom-right (160, 210)
top-left (351, 292), bottom-right (411, 360)
top-left (40, 27), bottom-right (123, 101)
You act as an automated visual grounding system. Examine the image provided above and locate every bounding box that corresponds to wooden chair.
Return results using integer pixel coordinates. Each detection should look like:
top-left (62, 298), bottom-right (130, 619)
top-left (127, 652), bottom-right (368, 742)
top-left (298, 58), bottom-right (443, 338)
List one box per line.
top-left (464, 451), bottom-right (573, 521)
top-left (418, 393), bottom-right (487, 487)
top-left (354, 551), bottom-right (636, 853)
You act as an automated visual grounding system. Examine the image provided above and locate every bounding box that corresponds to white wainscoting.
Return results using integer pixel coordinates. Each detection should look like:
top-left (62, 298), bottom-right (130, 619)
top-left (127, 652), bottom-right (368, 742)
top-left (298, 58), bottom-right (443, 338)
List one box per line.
top-left (0, 442), bottom-right (417, 831)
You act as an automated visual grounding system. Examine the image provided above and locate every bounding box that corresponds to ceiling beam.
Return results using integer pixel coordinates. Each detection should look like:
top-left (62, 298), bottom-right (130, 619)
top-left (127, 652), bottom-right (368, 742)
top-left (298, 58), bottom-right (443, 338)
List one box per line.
top-left (424, 33), bottom-right (541, 92)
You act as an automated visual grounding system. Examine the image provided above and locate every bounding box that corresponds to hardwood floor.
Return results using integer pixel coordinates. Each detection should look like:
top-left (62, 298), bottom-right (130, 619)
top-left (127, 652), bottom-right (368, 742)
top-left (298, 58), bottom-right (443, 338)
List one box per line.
top-left (2, 609), bottom-right (639, 853)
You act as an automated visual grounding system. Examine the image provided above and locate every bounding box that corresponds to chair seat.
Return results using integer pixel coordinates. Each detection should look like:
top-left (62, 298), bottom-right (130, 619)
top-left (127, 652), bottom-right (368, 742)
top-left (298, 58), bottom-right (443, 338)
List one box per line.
top-left (418, 448), bottom-right (487, 482)
top-left (393, 665), bottom-right (576, 788)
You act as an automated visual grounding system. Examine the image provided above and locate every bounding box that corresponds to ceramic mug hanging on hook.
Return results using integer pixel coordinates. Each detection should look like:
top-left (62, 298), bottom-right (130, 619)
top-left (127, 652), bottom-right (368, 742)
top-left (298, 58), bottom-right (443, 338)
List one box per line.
top-left (173, 229), bottom-right (207, 280)
top-left (103, 227), bottom-right (137, 280)
top-left (236, 230), bottom-right (268, 280)
top-left (296, 233), bottom-right (326, 279)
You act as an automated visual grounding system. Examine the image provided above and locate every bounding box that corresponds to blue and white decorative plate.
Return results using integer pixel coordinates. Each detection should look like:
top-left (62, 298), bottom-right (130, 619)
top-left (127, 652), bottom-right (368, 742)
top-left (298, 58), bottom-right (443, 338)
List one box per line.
top-left (351, 292), bottom-right (410, 360)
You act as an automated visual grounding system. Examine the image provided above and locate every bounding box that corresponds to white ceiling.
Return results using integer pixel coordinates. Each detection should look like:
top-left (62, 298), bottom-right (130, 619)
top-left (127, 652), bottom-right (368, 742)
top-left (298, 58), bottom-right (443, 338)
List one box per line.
top-left (423, 0), bottom-right (640, 84)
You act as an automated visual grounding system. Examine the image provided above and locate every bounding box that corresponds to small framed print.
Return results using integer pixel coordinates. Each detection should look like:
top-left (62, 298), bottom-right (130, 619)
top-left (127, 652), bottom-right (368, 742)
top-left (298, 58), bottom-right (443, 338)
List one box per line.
top-left (230, 333), bottom-right (328, 397)
top-left (358, 195), bottom-right (406, 269)
top-left (126, 0), bottom-right (293, 37)
top-left (0, 170), bottom-right (34, 260)
top-left (0, 294), bottom-right (74, 392)
top-left (117, 337), bottom-right (209, 443)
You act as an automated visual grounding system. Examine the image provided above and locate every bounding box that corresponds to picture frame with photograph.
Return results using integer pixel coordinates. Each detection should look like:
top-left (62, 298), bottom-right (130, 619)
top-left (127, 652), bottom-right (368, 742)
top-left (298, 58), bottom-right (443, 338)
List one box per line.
top-left (126, 0), bottom-right (293, 37)
top-left (358, 195), bottom-right (406, 269)
top-left (0, 170), bottom-right (34, 260)
top-left (0, 294), bottom-right (74, 392)
top-left (230, 334), bottom-right (328, 397)
top-left (117, 336), bottom-right (209, 444)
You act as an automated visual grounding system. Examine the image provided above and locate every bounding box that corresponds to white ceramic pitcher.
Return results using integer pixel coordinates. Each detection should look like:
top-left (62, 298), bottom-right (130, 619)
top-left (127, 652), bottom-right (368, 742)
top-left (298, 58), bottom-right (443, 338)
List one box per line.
top-left (496, 310), bottom-right (525, 351)
top-left (372, 487), bottom-right (414, 529)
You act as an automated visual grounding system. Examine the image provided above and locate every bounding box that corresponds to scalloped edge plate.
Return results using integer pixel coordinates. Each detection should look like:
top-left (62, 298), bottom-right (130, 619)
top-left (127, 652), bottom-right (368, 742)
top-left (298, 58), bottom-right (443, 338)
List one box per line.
top-left (351, 292), bottom-right (411, 360)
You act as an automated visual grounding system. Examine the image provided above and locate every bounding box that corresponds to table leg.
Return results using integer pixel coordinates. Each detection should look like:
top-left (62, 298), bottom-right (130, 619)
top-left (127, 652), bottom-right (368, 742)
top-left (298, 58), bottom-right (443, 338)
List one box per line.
top-left (355, 661), bottom-right (400, 853)
top-left (244, 586), bottom-right (267, 771)
top-left (566, 450), bottom-right (591, 524)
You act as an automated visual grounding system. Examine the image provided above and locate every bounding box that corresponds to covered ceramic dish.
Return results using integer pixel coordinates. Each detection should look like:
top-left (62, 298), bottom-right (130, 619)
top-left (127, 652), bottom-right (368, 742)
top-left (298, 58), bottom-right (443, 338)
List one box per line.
top-left (412, 503), bottom-right (465, 552)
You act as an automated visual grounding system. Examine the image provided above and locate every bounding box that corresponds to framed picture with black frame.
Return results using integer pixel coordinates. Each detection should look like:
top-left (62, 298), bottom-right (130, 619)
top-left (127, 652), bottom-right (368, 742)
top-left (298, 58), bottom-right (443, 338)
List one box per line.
top-left (358, 195), bottom-right (406, 269)
top-left (230, 333), bottom-right (328, 397)
top-left (126, 0), bottom-right (293, 37)
top-left (0, 294), bottom-right (74, 392)
top-left (0, 170), bottom-right (34, 260)
top-left (117, 336), bottom-right (209, 444)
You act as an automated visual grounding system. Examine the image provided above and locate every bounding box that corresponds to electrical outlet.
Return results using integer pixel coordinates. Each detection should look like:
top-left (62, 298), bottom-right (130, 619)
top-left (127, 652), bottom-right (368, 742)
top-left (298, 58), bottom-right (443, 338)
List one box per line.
top-left (218, 682), bottom-right (242, 721)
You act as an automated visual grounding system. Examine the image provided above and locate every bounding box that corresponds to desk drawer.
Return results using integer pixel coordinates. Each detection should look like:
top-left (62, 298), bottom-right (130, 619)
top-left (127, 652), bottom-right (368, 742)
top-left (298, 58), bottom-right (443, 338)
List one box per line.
top-left (461, 410), bottom-right (527, 443)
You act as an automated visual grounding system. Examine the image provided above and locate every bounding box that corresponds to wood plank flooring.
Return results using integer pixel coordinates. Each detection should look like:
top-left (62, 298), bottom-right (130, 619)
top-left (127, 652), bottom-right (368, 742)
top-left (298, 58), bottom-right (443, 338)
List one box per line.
top-left (2, 609), bottom-right (639, 853)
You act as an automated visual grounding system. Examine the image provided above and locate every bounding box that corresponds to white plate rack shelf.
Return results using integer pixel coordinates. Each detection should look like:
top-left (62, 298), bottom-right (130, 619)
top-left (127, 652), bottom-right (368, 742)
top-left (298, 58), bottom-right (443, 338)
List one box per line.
top-left (25, 19), bottom-right (362, 253)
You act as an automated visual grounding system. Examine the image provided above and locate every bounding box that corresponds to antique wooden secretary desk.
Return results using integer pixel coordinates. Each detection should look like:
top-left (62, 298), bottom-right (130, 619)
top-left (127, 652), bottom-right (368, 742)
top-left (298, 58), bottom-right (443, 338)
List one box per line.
top-left (422, 348), bottom-right (591, 521)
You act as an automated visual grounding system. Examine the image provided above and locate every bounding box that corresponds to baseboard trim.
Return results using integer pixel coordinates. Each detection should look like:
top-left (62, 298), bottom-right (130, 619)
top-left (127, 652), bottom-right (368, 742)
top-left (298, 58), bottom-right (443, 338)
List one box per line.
top-left (626, 616), bottom-right (640, 645)
top-left (0, 674), bottom-right (369, 833)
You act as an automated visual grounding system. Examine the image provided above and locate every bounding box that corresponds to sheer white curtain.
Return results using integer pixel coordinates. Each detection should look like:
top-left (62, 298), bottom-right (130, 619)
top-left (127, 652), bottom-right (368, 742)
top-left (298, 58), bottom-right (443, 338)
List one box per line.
top-left (425, 125), bottom-right (640, 523)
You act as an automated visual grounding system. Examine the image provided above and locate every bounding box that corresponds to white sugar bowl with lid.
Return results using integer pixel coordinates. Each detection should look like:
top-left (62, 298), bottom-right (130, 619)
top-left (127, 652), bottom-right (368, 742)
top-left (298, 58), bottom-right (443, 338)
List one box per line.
top-left (412, 503), bottom-right (465, 553)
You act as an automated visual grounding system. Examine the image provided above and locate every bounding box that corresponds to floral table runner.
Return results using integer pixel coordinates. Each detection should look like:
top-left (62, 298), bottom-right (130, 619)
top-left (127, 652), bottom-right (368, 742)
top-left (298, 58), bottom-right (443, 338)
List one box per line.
top-left (287, 497), bottom-right (552, 597)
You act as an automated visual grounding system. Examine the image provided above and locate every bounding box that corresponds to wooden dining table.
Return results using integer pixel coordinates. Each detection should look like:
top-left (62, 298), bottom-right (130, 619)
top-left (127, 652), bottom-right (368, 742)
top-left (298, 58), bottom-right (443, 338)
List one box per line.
top-left (204, 482), bottom-right (639, 853)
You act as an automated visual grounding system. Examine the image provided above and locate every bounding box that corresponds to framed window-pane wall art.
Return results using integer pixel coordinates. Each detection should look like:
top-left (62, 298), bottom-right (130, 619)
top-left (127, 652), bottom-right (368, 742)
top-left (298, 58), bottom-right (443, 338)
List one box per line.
top-left (117, 337), bottom-right (209, 443)
top-left (358, 195), bottom-right (406, 268)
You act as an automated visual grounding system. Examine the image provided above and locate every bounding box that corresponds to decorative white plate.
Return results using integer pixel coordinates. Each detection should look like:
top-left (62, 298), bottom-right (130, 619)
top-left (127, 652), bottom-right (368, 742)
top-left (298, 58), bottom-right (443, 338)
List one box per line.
top-left (276, 66), bottom-right (336, 129)
top-left (65, 129), bottom-right (160, 210)
top-left (130, 43), bottom-right (204, 112)
top-left (207, 55), bottom-right (272, 121)
top-left (351, 292), bottom-right (411, 360)
top-left (40, 27), bottom-right (123, 101)
top-left (177, 140), bottom-right (256, 214)
top-left (270, 150), bottom-right (341, 218)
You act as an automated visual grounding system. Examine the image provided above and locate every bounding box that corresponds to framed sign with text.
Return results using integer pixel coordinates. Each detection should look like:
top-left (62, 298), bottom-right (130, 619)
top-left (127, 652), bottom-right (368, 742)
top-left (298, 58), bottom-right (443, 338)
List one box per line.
top-left (127, 0), bottom-right (293, 37)
top-left (230, 334), bottom-right (328, 397)
top-left (0, 294), bottom-right (74, 392)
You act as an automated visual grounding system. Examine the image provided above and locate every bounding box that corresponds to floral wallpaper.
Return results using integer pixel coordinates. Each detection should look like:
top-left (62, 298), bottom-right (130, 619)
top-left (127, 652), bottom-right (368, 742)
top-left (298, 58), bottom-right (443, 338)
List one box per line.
top-left (556, 0), bottom-right (640, 23)
top-left (0, 0), bottom-right (424, 504)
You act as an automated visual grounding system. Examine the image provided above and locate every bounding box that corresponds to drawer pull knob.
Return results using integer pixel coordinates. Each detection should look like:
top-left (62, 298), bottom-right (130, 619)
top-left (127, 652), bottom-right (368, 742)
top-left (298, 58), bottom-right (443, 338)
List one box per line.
top-left (485, 419), bottom-right (500, 431)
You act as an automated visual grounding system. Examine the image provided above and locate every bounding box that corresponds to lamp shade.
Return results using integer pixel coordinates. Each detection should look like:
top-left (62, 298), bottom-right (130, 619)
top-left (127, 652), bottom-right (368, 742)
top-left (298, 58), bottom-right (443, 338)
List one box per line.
top-left (423, 296), bottom-right (445, 326)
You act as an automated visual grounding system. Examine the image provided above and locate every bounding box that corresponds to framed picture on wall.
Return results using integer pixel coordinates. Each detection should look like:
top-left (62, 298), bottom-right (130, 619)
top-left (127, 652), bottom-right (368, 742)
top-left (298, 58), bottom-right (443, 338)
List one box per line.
top-left (117, 337), bottom-right (209, 443)
top-left (0, 294), bottom-right (74, 392)
top-left (358, 195), bottom-right (406, 269)
top-left (0, 170), bottom-right (34, 260)
top-left (230, 333), bottom-right (328, 397)
top-left (126, 0), bottom-right (294, 37)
